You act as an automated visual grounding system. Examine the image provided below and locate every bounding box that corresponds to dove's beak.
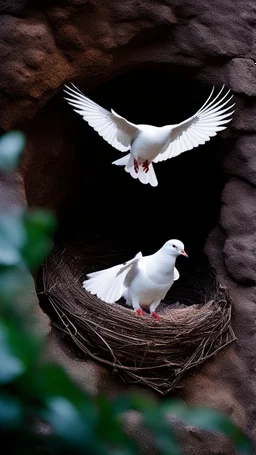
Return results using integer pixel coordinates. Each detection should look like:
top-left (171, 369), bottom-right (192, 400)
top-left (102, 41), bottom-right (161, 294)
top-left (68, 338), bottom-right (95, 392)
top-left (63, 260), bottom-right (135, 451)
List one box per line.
top-left (181, 250), bottom-right (188, 258)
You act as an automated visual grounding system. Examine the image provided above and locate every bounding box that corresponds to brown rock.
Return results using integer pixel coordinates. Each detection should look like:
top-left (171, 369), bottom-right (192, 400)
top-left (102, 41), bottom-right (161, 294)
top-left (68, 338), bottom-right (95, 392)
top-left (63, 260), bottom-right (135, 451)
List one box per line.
top-left (227, 58), bottom-right (256, 96)
top-left (223, 135), bottom-right (256, 185)
top-left (220, 178), bottom-right (256, 284)
top-left (231, 98), bottom-right (256, 132)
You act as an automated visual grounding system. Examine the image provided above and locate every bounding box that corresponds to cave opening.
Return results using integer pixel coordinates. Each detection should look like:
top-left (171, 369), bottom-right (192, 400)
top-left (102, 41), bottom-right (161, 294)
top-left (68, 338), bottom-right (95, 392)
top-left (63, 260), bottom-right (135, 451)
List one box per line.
top-left (57, 68), bottom-right (228, 302)
top-left (25, 66), bottom-right (231, 307)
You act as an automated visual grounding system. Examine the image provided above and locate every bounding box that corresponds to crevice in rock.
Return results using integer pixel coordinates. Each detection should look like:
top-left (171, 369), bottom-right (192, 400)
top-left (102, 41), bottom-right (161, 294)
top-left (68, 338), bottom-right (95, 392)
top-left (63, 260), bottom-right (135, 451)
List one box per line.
top-left (224, 173), bottom-right (256, 190)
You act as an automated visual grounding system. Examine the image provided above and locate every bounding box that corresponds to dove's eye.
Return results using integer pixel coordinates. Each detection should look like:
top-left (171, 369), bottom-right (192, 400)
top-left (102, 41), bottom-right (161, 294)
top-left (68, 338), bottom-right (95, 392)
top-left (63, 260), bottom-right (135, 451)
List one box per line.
top-left (172, 244), bottom-right (177, 249)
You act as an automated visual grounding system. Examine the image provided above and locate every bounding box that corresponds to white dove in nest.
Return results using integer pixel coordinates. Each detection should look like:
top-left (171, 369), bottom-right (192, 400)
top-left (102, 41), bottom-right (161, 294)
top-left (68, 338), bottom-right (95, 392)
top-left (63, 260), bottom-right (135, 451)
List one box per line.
top-left (82, 239), bottom-right (188, 321)
top-left (64, 84), bottom-right (234, 187)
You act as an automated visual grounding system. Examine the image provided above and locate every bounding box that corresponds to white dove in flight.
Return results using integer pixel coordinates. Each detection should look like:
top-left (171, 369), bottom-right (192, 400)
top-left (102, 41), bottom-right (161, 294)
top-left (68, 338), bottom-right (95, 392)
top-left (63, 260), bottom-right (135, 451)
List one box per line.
top-left (82, 239), bottom-right (188, 321)
top-left (64, 84), bottom-right (234, 187)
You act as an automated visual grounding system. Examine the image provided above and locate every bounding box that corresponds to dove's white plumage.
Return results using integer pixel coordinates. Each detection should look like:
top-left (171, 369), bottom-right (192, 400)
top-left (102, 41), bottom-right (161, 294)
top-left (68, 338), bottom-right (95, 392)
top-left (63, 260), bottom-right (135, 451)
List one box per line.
top-left (82, 239), bottom-right (187, 320)
top-left (64, 84), bottom-right (234, 187)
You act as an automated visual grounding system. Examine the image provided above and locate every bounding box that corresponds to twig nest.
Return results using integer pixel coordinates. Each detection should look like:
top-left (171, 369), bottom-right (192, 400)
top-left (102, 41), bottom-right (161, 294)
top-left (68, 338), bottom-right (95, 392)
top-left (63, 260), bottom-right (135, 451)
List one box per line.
top-left (37, 241), bottom-right (236, 395)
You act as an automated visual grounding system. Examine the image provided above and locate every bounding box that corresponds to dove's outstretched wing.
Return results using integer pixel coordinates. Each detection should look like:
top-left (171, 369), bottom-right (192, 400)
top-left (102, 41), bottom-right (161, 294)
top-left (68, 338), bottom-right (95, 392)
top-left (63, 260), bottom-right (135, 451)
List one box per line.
top-left (174, 267), bottom-right (179, 281)
top-left (82, 252), bottom-right (142, 303)
top-left (154, 86), bottom-right (235, 163)
top-left (64, 84), bottom-right (139, 152)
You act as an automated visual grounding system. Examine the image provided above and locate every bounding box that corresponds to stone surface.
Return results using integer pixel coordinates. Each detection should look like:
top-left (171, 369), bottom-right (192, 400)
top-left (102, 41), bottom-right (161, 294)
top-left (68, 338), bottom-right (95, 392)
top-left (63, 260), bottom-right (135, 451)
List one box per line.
top-left (205, 228), bottom-right (256, 451)
top-left (223, 135), bottom-right (256, 185)
top-left (231, 98), bottom-right (256, 132)
top-left (220, 178), bottom-right (256, 284)
top-left (1, 0), bottom-right (256, 454)
top-left (0, 0), bottom-right (255, 129)
top-left (227, 58), bottom-right (256, 97)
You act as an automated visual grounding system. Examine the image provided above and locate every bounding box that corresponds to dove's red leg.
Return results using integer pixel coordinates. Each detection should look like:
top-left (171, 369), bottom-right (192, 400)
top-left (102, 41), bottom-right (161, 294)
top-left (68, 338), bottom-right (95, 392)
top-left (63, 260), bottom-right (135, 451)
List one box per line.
top-left (142, 160), bottom-right (149, 173)
top-left (136, 308), bottom-right (145, 317)
top-left (134, 159), bottom-right (139, 174)
top-left (152, 312), bottom-right (160, 322)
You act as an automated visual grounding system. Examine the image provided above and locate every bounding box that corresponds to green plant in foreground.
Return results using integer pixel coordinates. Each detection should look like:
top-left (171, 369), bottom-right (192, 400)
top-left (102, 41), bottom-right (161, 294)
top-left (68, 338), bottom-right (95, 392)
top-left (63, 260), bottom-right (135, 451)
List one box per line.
top-left (0, 130), bottom-right (253, 454)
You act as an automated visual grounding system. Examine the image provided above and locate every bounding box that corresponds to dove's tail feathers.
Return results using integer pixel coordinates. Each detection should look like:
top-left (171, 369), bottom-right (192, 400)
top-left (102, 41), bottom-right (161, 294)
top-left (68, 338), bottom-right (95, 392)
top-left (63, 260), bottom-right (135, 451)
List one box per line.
top-left (112, 153), bottom-right (158, 187)
top-left (82, 254), bottom-right (141, 304)
top-left (144, 163), bottom-right (158, 187)
top-left (83, 264), bottom-right (126, 303)
top-left (112, 154), bottom-right (130, 166)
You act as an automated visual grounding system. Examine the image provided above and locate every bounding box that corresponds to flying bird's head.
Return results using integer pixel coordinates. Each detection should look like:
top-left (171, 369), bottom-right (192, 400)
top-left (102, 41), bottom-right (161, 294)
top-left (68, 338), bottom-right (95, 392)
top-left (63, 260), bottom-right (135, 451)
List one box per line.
top-left (163, 239), bottom-right (188, 258)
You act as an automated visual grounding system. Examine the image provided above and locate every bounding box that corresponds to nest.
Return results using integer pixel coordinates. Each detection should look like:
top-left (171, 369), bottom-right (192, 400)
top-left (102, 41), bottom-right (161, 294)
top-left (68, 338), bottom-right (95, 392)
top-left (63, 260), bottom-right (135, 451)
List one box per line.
top-left (37, 239), bottom-right (236, 395)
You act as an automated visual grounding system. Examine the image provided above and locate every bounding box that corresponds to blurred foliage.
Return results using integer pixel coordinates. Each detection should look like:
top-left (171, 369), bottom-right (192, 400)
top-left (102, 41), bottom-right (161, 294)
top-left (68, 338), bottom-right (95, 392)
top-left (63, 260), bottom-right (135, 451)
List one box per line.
top-left (0, 131), bottom-right (253, 454)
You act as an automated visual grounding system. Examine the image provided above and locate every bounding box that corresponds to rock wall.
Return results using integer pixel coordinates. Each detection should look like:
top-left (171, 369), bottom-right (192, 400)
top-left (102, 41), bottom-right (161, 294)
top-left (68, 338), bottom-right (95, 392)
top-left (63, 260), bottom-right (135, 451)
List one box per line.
top-left (1, 1), bottom-right (256, 453)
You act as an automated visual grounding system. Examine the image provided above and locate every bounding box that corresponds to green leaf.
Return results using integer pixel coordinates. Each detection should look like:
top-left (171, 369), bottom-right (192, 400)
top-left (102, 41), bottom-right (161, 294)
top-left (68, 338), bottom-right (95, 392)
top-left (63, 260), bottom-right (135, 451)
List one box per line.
top-left (44, 397), bottom-right (91, 446)
top-left (0, 319), bottom-right (42, 385)
top-left (112, 393), bottom-right (157, 414)
top-left (0, 208), bottom-right (56, 269)
top-left (0, 394), bottom-right (23, 428)
top-left (96, 395), bottom-right (139, 455)
top-left (0, 213), bottom-right (26, 266)
top-left (0, 131), bottom-right (25, 171)
top-left (0, 268), bottom-right (28, 307)
top-left (112, 394), bottom-right (181, 455)
top-left (161, 400), bottom-right (253, 455)
top-left (36, 367), bottom-right (140, 454)
top-left (23, 210), bottom-right (56, 235)
top-left (34, 364), bottom-right (91, 409)
top-left (22, 210), bottom-right (56, 269)
top-left (0, 321), bottom-right (25, 383)
top-left (8, 326), bottom-right (42, 370)
top-left (142, 409), bottom-right (182, 455)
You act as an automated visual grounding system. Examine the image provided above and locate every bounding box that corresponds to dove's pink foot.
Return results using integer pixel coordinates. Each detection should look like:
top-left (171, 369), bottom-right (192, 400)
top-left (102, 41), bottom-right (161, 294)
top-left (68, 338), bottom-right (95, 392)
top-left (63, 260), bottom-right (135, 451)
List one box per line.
top-left (134, 159), bottom-right (139, 174)
top-left (136, 308), bottom-right (145, 317)
top-left (142, 160), bottom-right (149, 173)
top-left (152, 312), bottom-right (160, 322)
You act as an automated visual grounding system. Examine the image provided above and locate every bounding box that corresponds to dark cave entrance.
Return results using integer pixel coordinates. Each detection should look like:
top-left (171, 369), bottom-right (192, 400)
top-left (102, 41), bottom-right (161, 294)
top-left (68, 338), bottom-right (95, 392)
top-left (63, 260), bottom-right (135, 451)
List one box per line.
top-left (28, 66), bottom-right (236, 394)
top-left (29, 67), bottom-right (231, 307)
top-left (57, 69), bottom-right (228, 302)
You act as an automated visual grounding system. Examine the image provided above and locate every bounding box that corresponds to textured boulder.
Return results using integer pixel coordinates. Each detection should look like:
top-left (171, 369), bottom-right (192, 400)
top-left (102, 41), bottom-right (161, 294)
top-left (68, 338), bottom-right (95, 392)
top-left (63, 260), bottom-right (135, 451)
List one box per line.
top-left (0, 0), bottom-right (256, 129)
top-left (1, 0), bottom-right (256, 454)
top-left (220, 178), bottom-right (256, 284)
top-left (223, 136), bottom-right (256, 185)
